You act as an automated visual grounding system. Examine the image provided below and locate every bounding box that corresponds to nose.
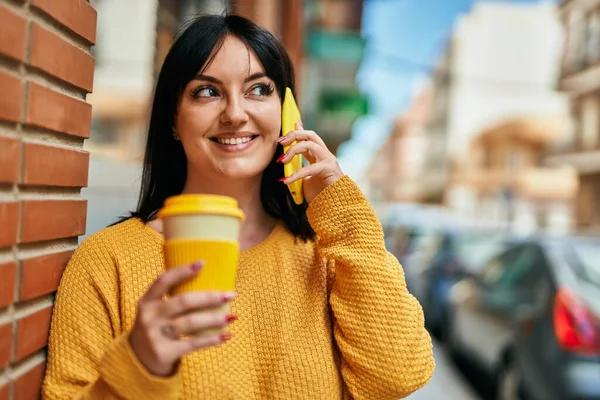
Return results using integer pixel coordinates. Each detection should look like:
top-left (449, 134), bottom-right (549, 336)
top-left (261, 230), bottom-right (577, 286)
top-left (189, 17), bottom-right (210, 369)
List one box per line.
top-left (220, 96), bottom-right (249, 126)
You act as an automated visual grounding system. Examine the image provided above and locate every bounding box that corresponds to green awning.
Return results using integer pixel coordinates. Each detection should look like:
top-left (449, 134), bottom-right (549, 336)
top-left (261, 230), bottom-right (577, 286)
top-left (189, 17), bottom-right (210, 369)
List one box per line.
top-left (307, 30), bottom-right (365, 64)
top-left (319, 90), bottom-right (369, 117)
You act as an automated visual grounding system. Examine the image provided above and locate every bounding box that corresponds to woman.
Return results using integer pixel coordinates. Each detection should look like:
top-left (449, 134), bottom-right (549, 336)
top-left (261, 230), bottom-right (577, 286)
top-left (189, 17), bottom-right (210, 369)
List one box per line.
top-left (43, 14), bottom-right (434, 400)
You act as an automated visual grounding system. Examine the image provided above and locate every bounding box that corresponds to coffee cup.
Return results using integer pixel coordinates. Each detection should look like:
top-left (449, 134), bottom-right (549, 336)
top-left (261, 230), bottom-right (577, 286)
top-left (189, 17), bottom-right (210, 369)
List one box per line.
top-left (158, 194), bottom-right (244, 334)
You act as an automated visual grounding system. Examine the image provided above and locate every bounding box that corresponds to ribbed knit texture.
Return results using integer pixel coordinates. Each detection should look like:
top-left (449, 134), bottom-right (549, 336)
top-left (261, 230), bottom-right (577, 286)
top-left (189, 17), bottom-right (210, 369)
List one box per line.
top-left (43, 176), bottom-right (434, 399)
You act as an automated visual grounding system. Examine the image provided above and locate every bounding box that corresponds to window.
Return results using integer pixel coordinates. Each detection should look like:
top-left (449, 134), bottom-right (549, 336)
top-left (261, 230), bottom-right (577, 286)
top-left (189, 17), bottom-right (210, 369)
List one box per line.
top-left (480, 246), bottom-right (520, 286)
top-left (508, 149), bottom-right (521, 172)
top-left (565, 9), bottom-right (589, 72)
top-left (483, 147), bottom-right (492, 169)
top-left (586, 11), bottom-right (600, 65)
top-left (480, 245), bottom-right (541, 290)
top-left (568, 241), bottom-right (600, 287)
top-left (90, 118), bottom-right (121, 145)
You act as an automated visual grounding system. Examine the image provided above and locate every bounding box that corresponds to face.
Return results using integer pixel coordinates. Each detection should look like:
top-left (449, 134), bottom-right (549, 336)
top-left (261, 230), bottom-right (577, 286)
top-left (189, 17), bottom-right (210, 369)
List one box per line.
top-left (175, 35), bottom-right (282, 181)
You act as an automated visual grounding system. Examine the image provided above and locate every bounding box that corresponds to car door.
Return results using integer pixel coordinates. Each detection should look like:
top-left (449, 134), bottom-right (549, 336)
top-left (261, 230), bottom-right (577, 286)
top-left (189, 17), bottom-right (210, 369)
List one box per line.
top-left (512, 247), bottom-right (558, 400)
top-left (456, 244), bottom-right (540, 371)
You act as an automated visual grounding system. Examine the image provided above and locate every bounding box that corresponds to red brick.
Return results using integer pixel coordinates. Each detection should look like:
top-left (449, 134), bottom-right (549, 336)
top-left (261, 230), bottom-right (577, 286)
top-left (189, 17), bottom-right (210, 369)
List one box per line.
top-left (0, 261), bottom-right (16, 308)
top-left (20, 251), bottom-right (73, 301)
top-left (25, 82), bottom-right (93, 138)
top-left (23, 142), bottom-right (89, 187)
top-left (25, 81), bottom-right (92, 139)
top-left (14, 307), bottom-right (52, 361)
top-left (0, 202), bottom-right (19, 248)
top-left (0, 136), bottom-right (21, 183)
top-left (0, 4), bottom-right (27, 62)
top-left (32, 0), bottom-right (97, 44)
top-left (20, 200), bottom-right (86, 243)
top-left (0, 382), bottom-right (9, 400)
top-left (30, 23), bottom-right (94, 92)
top-left (0, 71), bottom-right (23, 123)
top-left (14, 362), bottom-right (45, 400)
top-left (0, 323), bottom-right (12, 369)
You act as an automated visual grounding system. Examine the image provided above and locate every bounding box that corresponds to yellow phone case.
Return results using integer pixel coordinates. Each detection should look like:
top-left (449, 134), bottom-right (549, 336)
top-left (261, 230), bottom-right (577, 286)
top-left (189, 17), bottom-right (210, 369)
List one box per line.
top-left (281, 87), bottom-right (304, 205)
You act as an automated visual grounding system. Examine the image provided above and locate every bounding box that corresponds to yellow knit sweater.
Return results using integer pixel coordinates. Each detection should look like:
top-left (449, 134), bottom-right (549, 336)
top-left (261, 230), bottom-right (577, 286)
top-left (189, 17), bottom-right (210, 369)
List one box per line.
top-left (43, 176), bottom-right (434, 399)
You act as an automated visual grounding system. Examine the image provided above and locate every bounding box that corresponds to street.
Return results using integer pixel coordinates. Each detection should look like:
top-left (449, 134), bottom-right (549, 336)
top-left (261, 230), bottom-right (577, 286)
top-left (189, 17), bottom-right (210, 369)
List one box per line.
top-left (408, 340), bottom-right (479, 400)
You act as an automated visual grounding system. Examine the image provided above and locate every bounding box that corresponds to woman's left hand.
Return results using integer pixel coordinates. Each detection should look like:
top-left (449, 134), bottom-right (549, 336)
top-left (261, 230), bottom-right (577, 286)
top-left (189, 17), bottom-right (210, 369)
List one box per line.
top-left (277, 121), bottom-right (344, 204)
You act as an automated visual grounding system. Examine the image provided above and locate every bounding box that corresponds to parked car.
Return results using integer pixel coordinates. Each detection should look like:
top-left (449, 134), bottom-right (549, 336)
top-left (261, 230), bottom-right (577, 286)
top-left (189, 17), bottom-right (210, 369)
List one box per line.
top-left (381, 215), bottom-right (441, 295)
top-left (447, 237), bottom-right (600, 400)
top-left (418, 230), bottom-right (508, 340)
top-left (399, 227), bottom-right (441, 296)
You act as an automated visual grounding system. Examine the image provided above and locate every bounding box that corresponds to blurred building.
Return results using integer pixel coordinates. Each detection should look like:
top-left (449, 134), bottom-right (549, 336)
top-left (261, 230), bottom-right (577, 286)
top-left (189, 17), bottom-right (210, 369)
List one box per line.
top-left (422, 49), bottom-right (453, 204)
top-left (83, 0), bottom-right (160, 237)
top-left (87, 0), bottom-right (158, 160)
top-left (449, 119), bottom-right (577, 235)
top-left (545, 0), bottom-right (600, 233)
top-left (424, 2), bottom-right (570, 208)
top-left (156, 0), bottom-right (303, 74)
top-left (301, 0), bottom-right (367, 154)
top-left (369, 86), bottom-right (432, 203)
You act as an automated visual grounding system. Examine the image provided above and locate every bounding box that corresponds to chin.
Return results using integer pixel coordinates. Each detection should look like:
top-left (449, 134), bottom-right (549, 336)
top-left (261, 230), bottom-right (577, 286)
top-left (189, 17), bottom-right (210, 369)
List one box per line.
top-left (217, 159), bottom-right (271, 180)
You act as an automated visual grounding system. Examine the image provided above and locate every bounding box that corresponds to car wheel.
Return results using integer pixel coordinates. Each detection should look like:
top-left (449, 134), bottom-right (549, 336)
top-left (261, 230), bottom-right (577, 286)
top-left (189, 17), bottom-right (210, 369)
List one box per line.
top-left (497, 358), bottom-right (522, 400)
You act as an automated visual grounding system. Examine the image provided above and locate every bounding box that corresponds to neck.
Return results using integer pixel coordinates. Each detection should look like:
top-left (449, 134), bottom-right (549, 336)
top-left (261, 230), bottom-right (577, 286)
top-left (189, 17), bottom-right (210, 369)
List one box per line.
top-left (182, 172), bottom-right (276, 248)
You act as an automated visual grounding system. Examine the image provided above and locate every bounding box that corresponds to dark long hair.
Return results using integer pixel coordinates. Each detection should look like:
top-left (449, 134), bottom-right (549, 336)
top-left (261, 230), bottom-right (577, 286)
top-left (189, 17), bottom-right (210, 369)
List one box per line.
top-left (121, 14), bottom-right (314, 241)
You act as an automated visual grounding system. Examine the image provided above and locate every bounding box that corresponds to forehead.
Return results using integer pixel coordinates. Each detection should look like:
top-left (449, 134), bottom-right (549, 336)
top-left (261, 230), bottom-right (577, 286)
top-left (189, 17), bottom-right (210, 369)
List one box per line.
top-left (202, 35), bottom-right (265, 78)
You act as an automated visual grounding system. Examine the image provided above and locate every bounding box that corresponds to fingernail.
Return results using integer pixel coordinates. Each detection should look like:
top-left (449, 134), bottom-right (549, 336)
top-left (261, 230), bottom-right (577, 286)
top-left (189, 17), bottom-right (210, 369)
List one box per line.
top-left (220, 332), bottom-right (233, 342)
top-left (279, 178), bottom-right (287, 183)
top-left (277, 136), bottom-right (285, 143)
top-left (191, 261), bottom-right (204, 272)
top-left (222, 291), bottom-right (236, 302)
top-left (276, 154), bottom-right (285, 163)
top-left (225, 314), bottom-right (238, 323)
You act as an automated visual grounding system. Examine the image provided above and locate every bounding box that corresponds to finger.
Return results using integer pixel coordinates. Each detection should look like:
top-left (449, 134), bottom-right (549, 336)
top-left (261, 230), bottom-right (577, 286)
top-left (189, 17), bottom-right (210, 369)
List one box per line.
top-left (170, 310), bottom-right (236, 336)
top-left (283, 162), bottom-right (328, 185)
top-left (279, 129), bottom-right (326, 148)
top-left (143, 261), bottom-right (204, 301)
top-left (159, 290), bottom-right (236, 318)
top-left (175, 331), bottom-right (232, 356)
top-left (278, 135), bottom-right (317, 164)
top-left (281, 141), bottom-right (329, 164)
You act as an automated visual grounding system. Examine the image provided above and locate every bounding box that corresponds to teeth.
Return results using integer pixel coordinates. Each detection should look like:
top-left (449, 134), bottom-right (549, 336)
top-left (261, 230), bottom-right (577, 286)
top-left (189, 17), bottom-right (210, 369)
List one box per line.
top-left (216, 137), bottom-right (253, 145)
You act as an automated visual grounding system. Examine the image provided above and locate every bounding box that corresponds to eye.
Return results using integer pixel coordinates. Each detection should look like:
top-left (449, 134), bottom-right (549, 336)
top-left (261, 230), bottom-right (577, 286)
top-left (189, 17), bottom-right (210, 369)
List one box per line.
top-left (248, 83), bottom-right (274, 97)
top-left (191, 86), bottom-right (219, 99)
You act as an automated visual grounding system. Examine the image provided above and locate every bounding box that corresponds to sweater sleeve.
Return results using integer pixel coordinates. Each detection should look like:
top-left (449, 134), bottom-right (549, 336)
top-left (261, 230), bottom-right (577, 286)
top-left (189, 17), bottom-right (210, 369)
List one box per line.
top-left (42, 232), bottom-right (182, 400)
top-left (306, 176), bottom-right (435, 399)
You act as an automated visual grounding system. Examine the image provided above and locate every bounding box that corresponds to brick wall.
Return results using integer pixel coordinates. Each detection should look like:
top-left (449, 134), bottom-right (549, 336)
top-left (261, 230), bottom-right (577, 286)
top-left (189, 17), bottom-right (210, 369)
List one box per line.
top-left (0, 0), bottom-right (96, 398)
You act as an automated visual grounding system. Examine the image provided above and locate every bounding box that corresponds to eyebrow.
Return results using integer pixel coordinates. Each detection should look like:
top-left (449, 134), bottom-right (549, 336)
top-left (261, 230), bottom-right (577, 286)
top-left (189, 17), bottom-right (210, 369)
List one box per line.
top-left (194, 72), bottom-right (268, 84)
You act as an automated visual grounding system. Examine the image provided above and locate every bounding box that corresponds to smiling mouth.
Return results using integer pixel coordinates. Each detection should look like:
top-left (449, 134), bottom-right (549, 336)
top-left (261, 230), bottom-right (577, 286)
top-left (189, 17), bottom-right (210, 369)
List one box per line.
top-left (209, 135), bottom-right (258, 145)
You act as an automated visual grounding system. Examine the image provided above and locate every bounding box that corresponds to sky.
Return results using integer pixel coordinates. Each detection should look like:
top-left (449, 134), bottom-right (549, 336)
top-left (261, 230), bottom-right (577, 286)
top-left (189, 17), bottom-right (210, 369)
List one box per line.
top-left (336, 0), bottom-right (556, 180)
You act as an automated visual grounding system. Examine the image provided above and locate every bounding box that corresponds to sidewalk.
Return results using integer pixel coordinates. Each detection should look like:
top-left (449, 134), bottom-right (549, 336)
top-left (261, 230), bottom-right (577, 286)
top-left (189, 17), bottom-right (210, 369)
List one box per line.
top-left (407, 340), bottom-right (478, 400)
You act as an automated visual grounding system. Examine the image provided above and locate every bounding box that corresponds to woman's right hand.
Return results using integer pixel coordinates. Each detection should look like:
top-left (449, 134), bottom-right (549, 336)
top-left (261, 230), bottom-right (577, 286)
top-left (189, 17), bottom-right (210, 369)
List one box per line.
top-left (129, 261), bottom-right (236, 377)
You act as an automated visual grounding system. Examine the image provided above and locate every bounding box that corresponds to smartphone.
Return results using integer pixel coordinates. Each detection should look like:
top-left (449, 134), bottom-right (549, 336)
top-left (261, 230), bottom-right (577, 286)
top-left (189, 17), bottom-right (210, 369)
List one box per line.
top-left (281, 87), bottom-right (304, 205)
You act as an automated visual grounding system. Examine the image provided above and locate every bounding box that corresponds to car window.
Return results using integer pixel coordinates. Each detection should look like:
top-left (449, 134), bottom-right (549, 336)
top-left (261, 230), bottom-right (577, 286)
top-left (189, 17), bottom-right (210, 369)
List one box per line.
top-left (454, 234), bottom-right (507, 272)
top-left (567, 241), bottom-right (600, 287)
top-left (496, 246), bottom-right (539, 287)
top-left (480, 245), bottom-right (540, 289)
top-left (480, 246), bottom-right (521, 286)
